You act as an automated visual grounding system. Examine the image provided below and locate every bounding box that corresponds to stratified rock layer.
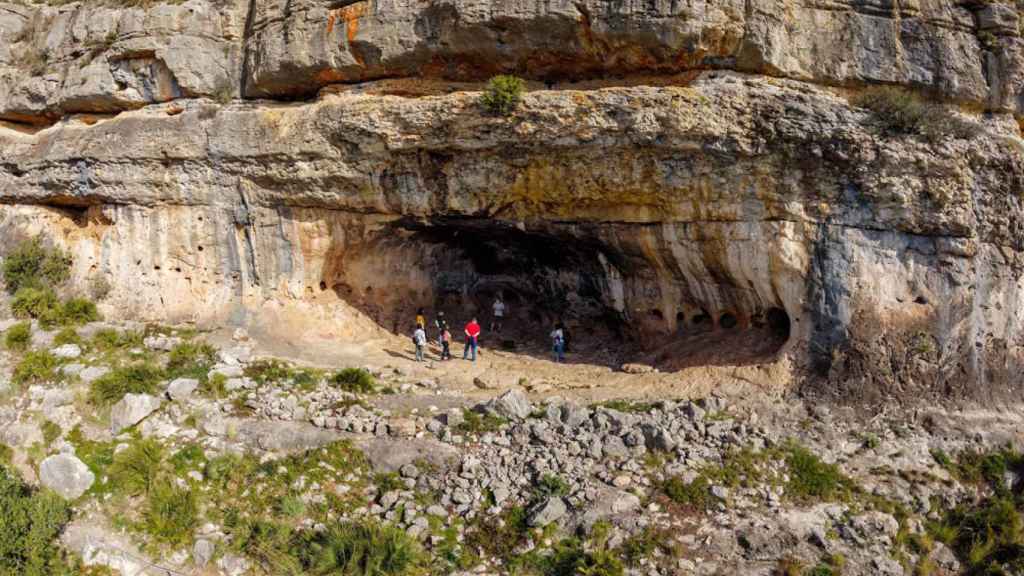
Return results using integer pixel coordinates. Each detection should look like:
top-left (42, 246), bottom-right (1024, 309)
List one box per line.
top-left (5, 0), bottom-right (1024, 121)
top-left (1, 71), bottom-right (1022, 403)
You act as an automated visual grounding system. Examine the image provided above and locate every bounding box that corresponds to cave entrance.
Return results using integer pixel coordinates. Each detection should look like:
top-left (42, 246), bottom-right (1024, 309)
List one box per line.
top-left (395, 217), bottom-right (627, 362)
top-left (326, 217), bottom-right (792, 370)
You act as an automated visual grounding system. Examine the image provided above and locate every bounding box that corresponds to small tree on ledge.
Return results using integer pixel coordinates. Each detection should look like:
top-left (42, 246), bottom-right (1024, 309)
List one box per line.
top-left (480, 75), bottom-right (525, 116)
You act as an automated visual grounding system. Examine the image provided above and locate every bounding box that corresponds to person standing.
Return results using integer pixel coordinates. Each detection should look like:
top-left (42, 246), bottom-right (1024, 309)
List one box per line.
top-left (416, 308), bottom-right (426, 331)
top-left (413, 323), bottom-right (427, 362)
top-left (491, 295), bottom-right (506, 333)
top-left (440, 326), bottom-right (452, 361)
top-left (463, 317), bottom-right (481, 361)
top-left (434, 310), bottom-right (448, 344)
top-left (550, 322), bottom-right (565, 363)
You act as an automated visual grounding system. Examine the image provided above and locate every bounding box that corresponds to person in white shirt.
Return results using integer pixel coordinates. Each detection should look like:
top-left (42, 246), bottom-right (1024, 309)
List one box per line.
top-left (413, 324), bottom-right (427, 362)
top-left (550, 322), bottom-right (565, 363)
top-left (491, 295), bottom-right (506, 333)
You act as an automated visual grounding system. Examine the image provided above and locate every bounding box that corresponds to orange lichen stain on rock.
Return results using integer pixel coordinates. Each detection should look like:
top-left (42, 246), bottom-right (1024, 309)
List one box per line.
top-left (338, 2), bottom-right (367, 42)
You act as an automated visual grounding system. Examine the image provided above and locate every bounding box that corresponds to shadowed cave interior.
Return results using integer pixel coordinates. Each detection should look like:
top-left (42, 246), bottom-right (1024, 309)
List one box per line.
top-left (323, 217), bottom-right (792, 370)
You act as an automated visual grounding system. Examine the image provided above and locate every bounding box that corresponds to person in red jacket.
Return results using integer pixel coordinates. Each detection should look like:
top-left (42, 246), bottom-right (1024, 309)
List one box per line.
top-left (463, 317), bottom-right (481, 361)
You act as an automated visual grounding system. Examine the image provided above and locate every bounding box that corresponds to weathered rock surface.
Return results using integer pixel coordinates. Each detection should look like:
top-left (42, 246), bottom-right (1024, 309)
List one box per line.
top-left (109, 393), bottom-right (162, 433)
top-left (6, 0), bottom-right (1024, 118)
top-left (38, 453), bottom-right (94, 499)
top-left (0, 72), bottom-right (1021, 402)
top-left (166, 377), bottom-right (199, 401)
top-left (1, 0), bottom-right (1023, 405)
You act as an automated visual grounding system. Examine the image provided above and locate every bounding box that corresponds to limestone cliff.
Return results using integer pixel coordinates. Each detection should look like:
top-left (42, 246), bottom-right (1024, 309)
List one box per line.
top-left (1, 0), bottom-right (1023, 404)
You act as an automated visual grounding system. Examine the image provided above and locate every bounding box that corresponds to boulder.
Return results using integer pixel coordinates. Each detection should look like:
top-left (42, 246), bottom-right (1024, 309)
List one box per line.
top-left (193, 539), bottom-right (215, 567)
top-left (528, 496), bottom-right (567, 527)
top-left (357, 438), bottom-right (459, 474)
top-left (79, 366), bottom-right (110, 383)
top-left (39, 454), bottom-right (94, 499)
top-left (621, 363), bottom-right (657, 374)
top-left (485, 389), bottom-right (532, 420)
top-left (165, 378), bottom-right (199, 401)
top-left (109, 394), bottom-right (162, 433)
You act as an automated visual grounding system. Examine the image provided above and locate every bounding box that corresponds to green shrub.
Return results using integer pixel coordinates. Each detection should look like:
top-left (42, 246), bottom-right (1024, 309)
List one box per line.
top-left (166, 341), bottom-right (217, 380)
top-left (4, 322), bottom-right (31, 352)
top-left (169, 444), bottom-right (206, 477)
top-left (542, 537), bottom-right (624, 576)
top-left (231, 518), bottom-right (303, 574)
top-left (784, 443), bottom-right (856, 503)
top-left (109, 437), bottom-right (165, 495)
top-left (0, 445), bottom-right (11, 466)
top-left (90, 328), bottom-right (142, 351)
top-left (924, 447), bottom-right (1024, 574)
top-left (662, 474), bottom-right (715, 510)
top-left (457, 409), bottom-right (507, 435)
top-left (374, 472), bottom-right (405, 494)
top-left (464, 506), bottom-right (530, 560)
top-left (277, 494), bottom-right (306, 519)
top-left (0, 465), bottom-right (73, 576)
top-left (52, 327), bottom-right (79, 347)
top-left (535, 474), bottom-right (570, 499)
top-left (202, 373), bottom-right (229, 398)
top-left (301, 520), bottom-right (427, 576)
top-left (2, 237), bottom-right (70, 295)
top-left (929, 495), bottom-right (1024, 575)
top-left (89, 363), bottom-right (163, 406)
top-left (10, 288), bottom-right (98, 328)
top-left (12, 351), bottom-right (59, 386)
top-left (480, 75), bottom-right (525, 116)
top-left (931, 448), bottom-right (954, 469)
top-left (947, 448), bottom-right (1024, 494)
top-left (59, 298), bottom-right (99, 326)
top-left (10, 287), bottom-right (59, 322)
top-left (619, 526), bottom-right (681, 568)
top-left (143, 480), bottom-right (198, 546)
top-left (330, 368), bottom-right (376, 393)
top-left (243, 359), bottom-right (322, 391)
top-left (40, 421), bottom-right (61, 445)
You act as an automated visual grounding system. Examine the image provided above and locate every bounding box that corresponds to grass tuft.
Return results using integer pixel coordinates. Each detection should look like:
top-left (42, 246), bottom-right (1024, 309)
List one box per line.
top-left (4, 321), bottom-right (31, 352)
top-left (89, 363), bottom-right (163, 406)
top-left (52, 327), bottom-right (79, 346)
top-left (165, 340), bottom-right (217, 380)
top-left (300, 520), bottom-right (427, 575)
top-left (143, 480), bottom-right (198, 547)
top-left (12, 351), bottom-right (59, 386)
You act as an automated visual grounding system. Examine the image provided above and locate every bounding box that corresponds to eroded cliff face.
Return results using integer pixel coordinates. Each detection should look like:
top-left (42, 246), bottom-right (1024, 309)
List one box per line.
top-left (5, 0), bottom-right (1024, 122)
top-left (1, 0), bottom-right (1023, 404)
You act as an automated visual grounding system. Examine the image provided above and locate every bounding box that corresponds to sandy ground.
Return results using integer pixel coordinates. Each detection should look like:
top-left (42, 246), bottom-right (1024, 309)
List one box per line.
top-left (208, 324), bottom-right (794, 413)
